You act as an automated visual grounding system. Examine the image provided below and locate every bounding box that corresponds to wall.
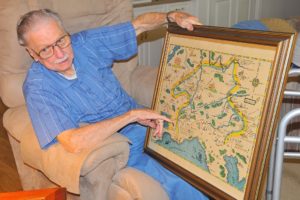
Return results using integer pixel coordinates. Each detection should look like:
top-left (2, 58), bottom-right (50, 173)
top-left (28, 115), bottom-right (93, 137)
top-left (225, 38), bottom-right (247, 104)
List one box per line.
top-left (260, 0), bottom-right (300, 18)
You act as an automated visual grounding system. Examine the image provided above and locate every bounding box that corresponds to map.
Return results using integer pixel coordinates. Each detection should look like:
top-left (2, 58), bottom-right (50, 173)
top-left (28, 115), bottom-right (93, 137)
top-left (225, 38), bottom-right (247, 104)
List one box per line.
top-left (147, 34), bottom-right (277, 200)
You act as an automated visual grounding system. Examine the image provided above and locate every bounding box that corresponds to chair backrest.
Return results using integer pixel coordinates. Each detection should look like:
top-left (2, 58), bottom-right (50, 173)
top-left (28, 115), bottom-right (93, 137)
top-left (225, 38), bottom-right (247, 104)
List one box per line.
top-left (0, 0), bottom-right (136, 108)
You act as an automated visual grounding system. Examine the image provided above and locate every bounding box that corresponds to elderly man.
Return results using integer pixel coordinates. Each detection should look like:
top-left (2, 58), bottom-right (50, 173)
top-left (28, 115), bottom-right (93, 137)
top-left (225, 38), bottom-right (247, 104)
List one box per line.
top-left (17, 9), bottom-right (208, 199)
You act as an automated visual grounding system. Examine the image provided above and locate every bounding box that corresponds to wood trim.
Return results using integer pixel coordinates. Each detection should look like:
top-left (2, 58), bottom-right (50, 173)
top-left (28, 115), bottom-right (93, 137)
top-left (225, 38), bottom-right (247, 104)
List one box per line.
top-left (133, 0), bottom-right (190, 8)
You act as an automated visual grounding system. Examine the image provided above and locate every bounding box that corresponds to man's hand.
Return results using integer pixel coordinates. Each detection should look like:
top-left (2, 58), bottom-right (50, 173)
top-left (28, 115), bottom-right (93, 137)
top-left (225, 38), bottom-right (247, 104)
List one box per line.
top-left (167, 11), bottom-right (201, 31)
top-left (127, 109), bottom-right (172, 139)
top-left (132, 11), bottom-right (202, 36)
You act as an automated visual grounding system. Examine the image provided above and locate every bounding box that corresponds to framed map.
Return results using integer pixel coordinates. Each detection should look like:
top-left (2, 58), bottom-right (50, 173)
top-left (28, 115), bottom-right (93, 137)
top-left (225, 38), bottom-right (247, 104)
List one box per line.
top-left (144, 23), bottom-right (296, 200)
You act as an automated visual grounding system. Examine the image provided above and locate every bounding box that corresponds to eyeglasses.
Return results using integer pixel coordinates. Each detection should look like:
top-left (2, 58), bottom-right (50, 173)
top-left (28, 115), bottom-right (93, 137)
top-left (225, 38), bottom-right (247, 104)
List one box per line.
top-left (34, 34), bottom-right (71, 59)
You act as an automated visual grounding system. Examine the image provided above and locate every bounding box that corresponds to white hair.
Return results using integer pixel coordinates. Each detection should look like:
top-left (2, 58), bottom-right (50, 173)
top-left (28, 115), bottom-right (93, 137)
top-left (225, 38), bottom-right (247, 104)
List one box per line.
top-left (17, 9), bottom-right (65, 46)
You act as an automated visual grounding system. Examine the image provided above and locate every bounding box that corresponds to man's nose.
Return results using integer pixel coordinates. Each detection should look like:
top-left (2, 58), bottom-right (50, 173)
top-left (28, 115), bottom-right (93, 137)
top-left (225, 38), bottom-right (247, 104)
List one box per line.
top-left (53, 45), bottom-right (65, 58)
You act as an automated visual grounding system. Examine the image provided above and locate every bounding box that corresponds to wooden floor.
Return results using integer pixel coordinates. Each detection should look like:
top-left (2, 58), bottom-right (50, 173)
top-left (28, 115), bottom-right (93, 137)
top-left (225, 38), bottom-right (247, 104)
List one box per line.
top-left (0, 100), bottom-right (22, 192)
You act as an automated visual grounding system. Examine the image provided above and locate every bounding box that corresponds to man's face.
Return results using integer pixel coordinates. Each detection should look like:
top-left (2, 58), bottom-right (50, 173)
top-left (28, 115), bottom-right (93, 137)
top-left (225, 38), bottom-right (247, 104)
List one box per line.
top-left (25, 19), bottom-right (74, 75)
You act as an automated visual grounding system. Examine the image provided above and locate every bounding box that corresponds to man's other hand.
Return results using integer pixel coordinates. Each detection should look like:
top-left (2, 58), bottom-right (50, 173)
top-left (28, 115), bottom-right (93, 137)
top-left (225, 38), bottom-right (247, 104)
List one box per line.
top-left (132, 11), bottom-right (202, 35)
top-left (167, 11), bottom-right (202, 31)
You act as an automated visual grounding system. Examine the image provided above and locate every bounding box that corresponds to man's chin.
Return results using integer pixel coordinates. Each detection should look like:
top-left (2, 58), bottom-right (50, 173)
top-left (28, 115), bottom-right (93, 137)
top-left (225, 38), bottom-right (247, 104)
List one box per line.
top-left (55, 62), bottom-right (73, 73)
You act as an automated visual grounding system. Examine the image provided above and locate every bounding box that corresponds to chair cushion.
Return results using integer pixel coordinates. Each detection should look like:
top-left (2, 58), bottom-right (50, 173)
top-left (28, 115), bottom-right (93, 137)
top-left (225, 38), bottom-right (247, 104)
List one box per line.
top-left (261, 18), bottom-right (296, 33)
top-left (0, 73), bottom-right (26, 108)
top-left (3, 106), bottom-right (32, 141)
top-left (130, 66), bottom-right (158, 107)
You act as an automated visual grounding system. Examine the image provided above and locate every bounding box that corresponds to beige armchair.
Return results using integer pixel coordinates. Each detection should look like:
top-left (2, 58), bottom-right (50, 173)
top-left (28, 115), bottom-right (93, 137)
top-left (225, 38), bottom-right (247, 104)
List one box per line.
top-left (0, 0), bottom-right (166, 200)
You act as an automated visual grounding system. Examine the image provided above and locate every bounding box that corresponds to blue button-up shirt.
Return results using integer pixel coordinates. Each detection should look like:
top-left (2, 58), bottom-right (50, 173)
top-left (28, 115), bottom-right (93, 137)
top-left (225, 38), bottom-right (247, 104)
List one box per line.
top-left (23, 22), bottom-right (140, 149)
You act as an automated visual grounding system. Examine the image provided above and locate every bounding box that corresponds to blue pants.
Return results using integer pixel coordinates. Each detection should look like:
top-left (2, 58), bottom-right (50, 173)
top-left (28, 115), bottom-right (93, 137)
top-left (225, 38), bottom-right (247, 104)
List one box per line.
top-left (120, 124), bottom-right (208, 200)
top-left (291, 63), bottom-right (300, 68)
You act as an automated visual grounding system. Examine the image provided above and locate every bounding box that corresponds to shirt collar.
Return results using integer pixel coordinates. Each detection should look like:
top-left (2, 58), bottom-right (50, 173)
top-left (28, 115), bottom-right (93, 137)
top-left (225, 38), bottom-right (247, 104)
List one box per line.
top-left (35, 61), bottom-right (78, 89)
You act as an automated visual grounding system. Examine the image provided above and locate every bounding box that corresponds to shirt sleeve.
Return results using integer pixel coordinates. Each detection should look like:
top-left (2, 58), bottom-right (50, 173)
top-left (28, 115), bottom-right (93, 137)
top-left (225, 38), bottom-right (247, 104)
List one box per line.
top-left (74, 22), bottom-right (138, 61)
top-left (25, 89), bottom-right (77, 149)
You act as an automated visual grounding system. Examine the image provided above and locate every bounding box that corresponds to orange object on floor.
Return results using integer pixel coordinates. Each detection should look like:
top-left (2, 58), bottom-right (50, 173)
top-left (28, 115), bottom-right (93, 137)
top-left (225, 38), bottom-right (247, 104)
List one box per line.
top-left (0, 187), bottom-right (66, 200)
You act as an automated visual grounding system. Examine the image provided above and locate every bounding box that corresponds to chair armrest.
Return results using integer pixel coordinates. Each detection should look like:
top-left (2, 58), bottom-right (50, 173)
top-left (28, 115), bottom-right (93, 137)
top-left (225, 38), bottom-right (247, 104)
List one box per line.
top-left (20, 128), bottom-right (130, 194)
top-left (108, 167), bottom-right (169, 200)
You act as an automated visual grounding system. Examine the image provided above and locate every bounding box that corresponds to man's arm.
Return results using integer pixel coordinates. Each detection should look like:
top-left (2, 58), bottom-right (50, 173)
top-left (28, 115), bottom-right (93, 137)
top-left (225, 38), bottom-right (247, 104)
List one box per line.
top-left (57, 108), bottom-right (171, 153)
top-left (132, 11), bottom-right (201, 36)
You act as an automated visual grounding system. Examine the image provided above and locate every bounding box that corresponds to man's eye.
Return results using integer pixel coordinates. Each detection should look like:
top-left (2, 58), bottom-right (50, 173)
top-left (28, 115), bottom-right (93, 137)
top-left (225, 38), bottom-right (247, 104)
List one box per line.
top-left (40, 47), bottom-right (50, 53)
top-left (57, 38), bottom-right (66, 45)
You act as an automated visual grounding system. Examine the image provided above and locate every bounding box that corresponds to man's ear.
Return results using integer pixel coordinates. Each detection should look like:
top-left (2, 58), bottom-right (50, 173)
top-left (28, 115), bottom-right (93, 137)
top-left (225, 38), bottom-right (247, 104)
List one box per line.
top-left (26, 48), bottom-right (39, 62)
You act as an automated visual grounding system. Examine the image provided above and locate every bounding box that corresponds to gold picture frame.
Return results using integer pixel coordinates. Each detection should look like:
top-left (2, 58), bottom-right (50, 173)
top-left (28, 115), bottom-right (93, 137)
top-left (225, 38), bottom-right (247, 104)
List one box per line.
top-left (144, 23), bottom-right (296, 200)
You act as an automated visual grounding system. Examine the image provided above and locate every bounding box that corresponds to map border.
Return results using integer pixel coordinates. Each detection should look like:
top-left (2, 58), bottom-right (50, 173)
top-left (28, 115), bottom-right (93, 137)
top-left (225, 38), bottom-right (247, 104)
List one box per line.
top-left (144, 23), bottom-right (296, 200)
